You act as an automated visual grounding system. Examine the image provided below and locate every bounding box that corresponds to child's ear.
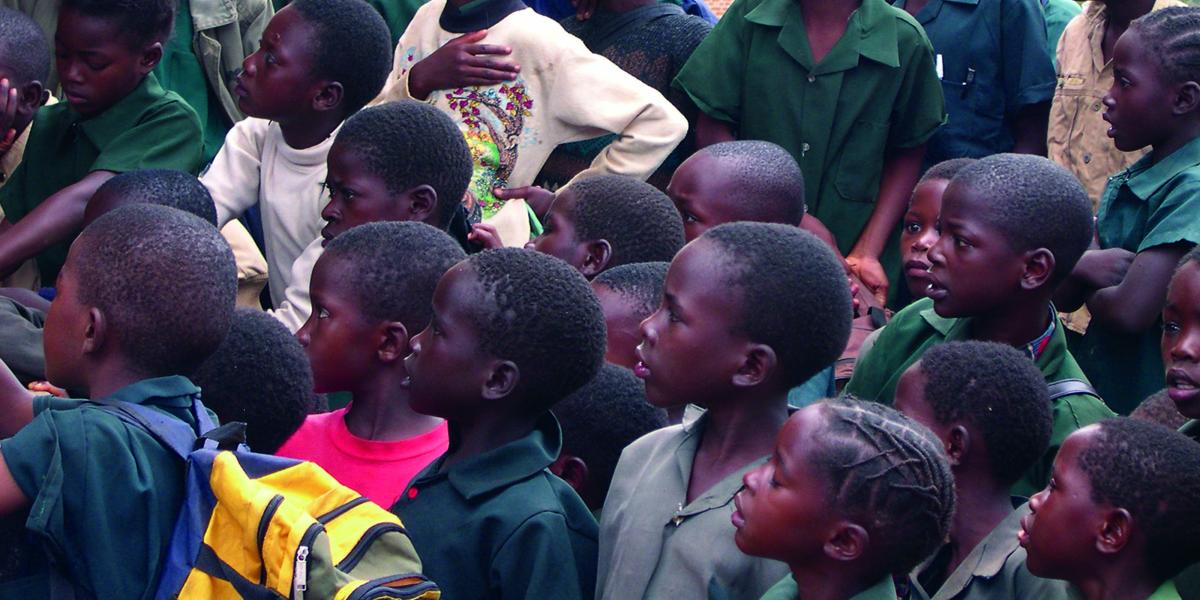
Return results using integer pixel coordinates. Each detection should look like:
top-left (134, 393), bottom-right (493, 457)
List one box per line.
top-left (578, 240), bottom-right (612, 279)
top-left (824, 522), bottom-right (869, 562)
top-left (731, 343), bottom-right (777, 388)
top-left (1172, 81), bottom-right (1200, 117)
top-left (313, 82), bottom-right (344, 113)
top-left (138, 42), bottom-right (164, 74)
top-left (1096, 507), bottom-right (1134, 555)
top-left (549, 454), bottom-right (589, 495)
top-left (1020, 248), bottom-right (1056, 291)
top-left (18, 82), bottom-right (48, 112)
top-left (83, 307), bottom-right (106, 355)
top-left (375, 321), bottom-right (410, 364)
top-left (481, 360), bottom-right (520, 400)
top-left (944, 424), bottom-right (970, 467)
top-left (404, 185), bottom-right (438, 223)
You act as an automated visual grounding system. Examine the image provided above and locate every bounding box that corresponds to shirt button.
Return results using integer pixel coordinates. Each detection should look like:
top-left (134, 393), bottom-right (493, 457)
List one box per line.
top-left (801, 142), bottom-right (811, 153)
top-left (1083, 153), bottom-right (1091, 164)
top-left (407, 487), bottom-right (419, 499)
top-left (807, 73), bottom-right (816, 83)
top-left (1092, 101), bottom-right (1102, 111)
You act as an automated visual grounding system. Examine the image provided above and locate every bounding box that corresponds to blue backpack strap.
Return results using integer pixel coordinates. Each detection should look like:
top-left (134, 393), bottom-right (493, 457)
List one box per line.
top-left (89, 396), bottom-right (206, 460)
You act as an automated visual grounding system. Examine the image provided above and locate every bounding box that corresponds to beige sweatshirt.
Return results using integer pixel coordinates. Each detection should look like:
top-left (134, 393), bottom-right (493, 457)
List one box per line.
top-left (375, 0), bottom-right (688, 245)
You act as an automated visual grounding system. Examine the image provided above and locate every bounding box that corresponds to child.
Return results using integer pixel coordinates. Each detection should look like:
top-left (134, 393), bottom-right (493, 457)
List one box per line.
top-left (893, 341), bottom-right (1070, 600)
top-left (845, 153), bottom-right (1115, 496)
top-left (598, 222), bottom-right (852, 599)
top-left (269, 100), bottom-right (473, 331)
top-left (0, 0), bottom-right (202, 287)
top-left (673, 0), bottom-right (946, 304)
top-left (733, 399), bottom-right (955, 600)
top-left (0, 204), bottom-right (236, 598)
top-left (898, 158), bottom-right (976, 307)
top-left (0, 7), bottom-right (51, 189)
top-left (1057, 7), bottom-right (1200, 414)
top-left (394, 248), bottom-right (606, 598)
top-left (277, 222), bottom-right (467, 506)
top-left (202, 0), bottom-right (392, 312)
top-left (376, 0), bottom-right (688, 247)
top-left (527, 174), bottom-right (684, 278)
top-left (191, 307), bottom-right (319, 454)
top-left (1019, 419), bottom-right (1200, 600)
top-left (1161, 246), bottom-right (1200, 439)
top-left (550, 362), bottom-right (667, 515)
top-left (590, 261), bottom-right (669, 369)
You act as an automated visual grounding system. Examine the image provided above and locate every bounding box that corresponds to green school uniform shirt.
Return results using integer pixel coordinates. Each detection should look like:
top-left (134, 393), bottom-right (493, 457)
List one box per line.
top-left (672, 0), bottom-right (945, 261)
top-left (843, 297), bottom-right (1116, 496)
top-left (893, 0), bottom-right (1056, 166)
top-left (0, 73), bottom-right (202, 283)
top-left (1074, 136), bottom-right (1200, 415)
top-left (759, 574), bottom-right (895, 600)
top-left (1151, 580), bottom-right (1184, 600)
top-left (156, 0), bottom-right (236, 163)
top-left (0, 376), bottom-right (207, 600)
top-left (390, 413), bottom-right (598, 599)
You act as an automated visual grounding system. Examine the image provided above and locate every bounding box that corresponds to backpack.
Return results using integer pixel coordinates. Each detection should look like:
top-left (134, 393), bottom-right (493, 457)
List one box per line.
top-left (92, 395), bottom-right (440, 600)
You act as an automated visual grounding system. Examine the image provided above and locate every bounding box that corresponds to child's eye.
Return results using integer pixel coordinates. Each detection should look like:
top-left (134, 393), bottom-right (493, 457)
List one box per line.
top-left (264, 52), bottom-right (277, 66)
top-left (681, 211), bottom-right (699, 224)
top-left (317, 307), bottom-right (329, 319)
top-left (85, 59), bottom-right (109, 71)
top-left (1164, 321), bottom-right (1181, 335)
top-left (904, 221), bottom-right (922, 234)
top-left (954, 236), bottom-right (971, 248)
top-left (667, 308), bottom-right (682, 323)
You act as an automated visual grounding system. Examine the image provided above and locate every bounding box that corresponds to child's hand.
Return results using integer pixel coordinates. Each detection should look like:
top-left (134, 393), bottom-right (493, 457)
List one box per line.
top-left (0, 79), bottom-right (20, 156)
top-left (1074, 248), bottom-right (1136, 290)
top-left (493, 186), bottom-right (556, 221)
top-left (845, 254), bottom-right (889, 307)
top-left (27, 381), bottom-right (67, 397)
top-left (408, 31), bottom-right (520, 100)
top-left (468, 223), bottom-right (505, 249)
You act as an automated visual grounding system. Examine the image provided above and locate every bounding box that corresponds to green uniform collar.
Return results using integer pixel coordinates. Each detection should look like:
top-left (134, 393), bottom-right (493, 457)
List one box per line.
top-left (100, 375), bottom-right (201, 409)
top-left (745, 0), bottom-right (901, 70)
top-left (74, 73), bottom-right (170, 148)
top-left (1180, 420), bottom-right (1200, 442)
top-left (913, 501), bottom-right (1030, 598)
top-left (1149, 580), bottom-right (1182, 600)
top-left (1120, 136), bottom-right (1200, 202)
top-left (441, 412), bottom-right (562, 501)
top-left (672, 412), bottom-right (769, 518)
top-left (916, 301), bottom-right (1073, 372)
top-left (760, 573), bottom-right (896, 599)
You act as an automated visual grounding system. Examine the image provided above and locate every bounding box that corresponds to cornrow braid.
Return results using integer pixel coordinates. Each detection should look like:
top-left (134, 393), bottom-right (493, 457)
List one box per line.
top-left (814, 398), bottom-right (956, 574)
top-left (1130, 6), bottom-right (1200, 85)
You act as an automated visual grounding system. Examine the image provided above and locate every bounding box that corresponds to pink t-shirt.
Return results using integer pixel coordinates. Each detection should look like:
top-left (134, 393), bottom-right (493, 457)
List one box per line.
top-left (276, 407), bottom-right (449, 507)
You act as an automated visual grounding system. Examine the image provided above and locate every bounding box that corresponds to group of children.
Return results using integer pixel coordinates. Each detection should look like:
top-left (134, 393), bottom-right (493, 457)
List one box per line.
top-left (0, 0), bottom-right (1196, 596)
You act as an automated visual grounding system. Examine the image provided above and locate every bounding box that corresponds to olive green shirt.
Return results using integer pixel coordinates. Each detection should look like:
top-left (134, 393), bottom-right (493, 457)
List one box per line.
top-left (1074, 136), bottom-right (1200, 415)
top-left (843, 297), bottom-right (1116, 496)
top-left (0, 73), bottom-right (202, 283)
top-left (0, 376), bottom-right (207, 600)
top-left (760, 574), bottom-right (895, 600)
top-left (390, 413), bottom-right (598, 599)
top-left (673, 0), bottom-right (945, 258)
top-left (1152, 581), bottom-right (1184, 600)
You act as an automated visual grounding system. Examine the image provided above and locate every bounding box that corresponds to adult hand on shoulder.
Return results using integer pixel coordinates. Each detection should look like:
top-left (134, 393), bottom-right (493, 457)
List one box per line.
top-left (493, 186), bottom-right (556, 221)
top-left (0, 79), bottom-right (20, 156)
top-left (468, 223), bottom-right (506, 250)
top-left (1074, 248), bottom-right (1136, 290)
top-left (845, 254), bottom-right (888, 308)
top-left (408, 31), bottom-right (520, 100)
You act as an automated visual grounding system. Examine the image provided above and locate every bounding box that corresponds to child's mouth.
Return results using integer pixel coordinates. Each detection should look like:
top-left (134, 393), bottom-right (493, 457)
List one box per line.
top-left (633, 344), bottom-right (651, 379)
top-left (1166, 369), bottom-right (1200, 406)
top-left (926, 279), bottom-right (949, 301)
top-left (1017, 514), bottom-right (1033, 547)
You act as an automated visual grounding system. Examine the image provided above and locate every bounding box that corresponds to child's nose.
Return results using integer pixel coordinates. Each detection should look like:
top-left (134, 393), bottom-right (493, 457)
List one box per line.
top-left (295, 324), bottom-right (310, 348)
top-left (1028, 488), bottom-right (1047, 513)
top-left (1172, 331), bottom-right (1200, 362)
top-left (638, 312), bottom-right (658, 345)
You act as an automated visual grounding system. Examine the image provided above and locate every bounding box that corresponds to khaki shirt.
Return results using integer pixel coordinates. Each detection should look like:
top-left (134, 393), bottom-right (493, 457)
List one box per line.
top-left (1047, 0), bottom-right (1182, 209)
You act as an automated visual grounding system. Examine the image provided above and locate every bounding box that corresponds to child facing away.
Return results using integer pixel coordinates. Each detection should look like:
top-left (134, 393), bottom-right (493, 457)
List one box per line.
top-left (201, 0), bottom-right (392, 317)
top-left (1019, 419), bottom-right (1200, 600)
top-left (269, 99), bottom-right (475, 332)
top-left (392, 248), bottom-right (606, 598)
top-left (673, 0), bottom-right (946, 305)
top-left (598, 222), bottom-right (852, 600)
top-left (591, 261), bottom-right (669, 370)
top-left (844, 154), bottom-right (1116, 496)
top-left (893, 341), bottom-right (1070, 600)
top-left (1055, 7), bottom-right (1200, 414)
top-left (0, 0), bottom-right (203, 287)
top-left (733, 399), bottom-right (955, 600)
top-left (374, 0), bottom-right (688, 247)
top-left (277, 222), bottom-right (467, 507)
top-left (0, 204), bottom-right (236, 598)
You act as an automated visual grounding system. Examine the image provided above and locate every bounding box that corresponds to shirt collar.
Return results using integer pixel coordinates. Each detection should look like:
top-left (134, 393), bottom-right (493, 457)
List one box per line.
top-left (745, 0), bottom-right (900, 71)
top-left (75, 73), bottom-right (168, 148)
top-left (1118, 136), bottom-right (1200, 201)
top-left (100, 375), bottom-right (201, 408)
top-left (767, 574), bottom-right (897, 600)
top-left (189, 0), bottom-right (239, 30)
top-left (919, 301), bottom-right (1062, 362)
top-left (1148, 580), bottom-right (1182, 600)
top-left (441, 412), bottom-right (561, 501)
top-left (919, 502), bottom-right (1030, 597)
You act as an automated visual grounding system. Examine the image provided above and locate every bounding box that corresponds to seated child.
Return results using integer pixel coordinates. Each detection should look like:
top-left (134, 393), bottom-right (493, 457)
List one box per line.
top-left (1056, 7), bottom-right (1200, 413)
top-left (0, 7), bottom-right (51, 189)
top-left (897, 158), bottom-right (977, 308)
top-left (376, 0), bottom-right (688, 246)
top-left (893, 341), bottom-right (1069, 600)
top-left (590, 261), bottom-right (669, 369)
top-left (1019, 418), bottom-right (1200, 600)
top-left (0, 0), bottom-right (203, 286)
top-left (1162, 245), bottom-right (1200, 442)
top-left (270, 99), bottom-right (473, 331)
top-left (1130, 389), bottom-right (1189, 430)
top-left (732, 398), bottom-right (955, 600)
top-left (202, 0), bottom-right (392, 313)
top-left (598, 222), bottom-right (852, 599)
top-left (550, 362), bottom-right (667, 515)
top-left (0, 204), bottom-right (236, 598)
top-left (191, 307), bottom-right (319, 454)
top-left (526, 174), bottom-right (684, 278)
top-left (393, 247), bottom-right (606, 598)
top-left (277, 222), bottom-right (466, 506)
top-left (844, 153), bottom-right (1116, 496)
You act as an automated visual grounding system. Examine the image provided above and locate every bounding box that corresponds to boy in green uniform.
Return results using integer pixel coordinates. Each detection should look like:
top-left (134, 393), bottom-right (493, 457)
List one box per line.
top-left (0, 0), bottom-right (202, 285)
top-left (844, 154), bottom-right (1115, 496)
top-left (392, 248), bottom-right (605, 599)
top-left (0, 204), bottom-right (236, 598)
top-left (672, 0), bottom-right (945, 305)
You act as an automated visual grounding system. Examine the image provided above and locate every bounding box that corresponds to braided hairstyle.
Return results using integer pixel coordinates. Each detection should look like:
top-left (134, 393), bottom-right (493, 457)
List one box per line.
top-left (813, 398), bottom-right (956, 574)
top-left (1130, 7), bottom-right (1200, 85)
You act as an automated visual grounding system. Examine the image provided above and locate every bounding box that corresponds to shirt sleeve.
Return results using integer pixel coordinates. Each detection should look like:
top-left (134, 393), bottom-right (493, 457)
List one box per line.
top-left (671, 0), bottom-right (750, 125)
top-left (202, 118), bottom-right (267, 227)
top-left (491, 511), bottom-right (591, 600)
top-left (841, 324), bottom-right (898, 401)
top-left (1000, 0), bottom-right (1056, 112)
top-left (1138, 177), bottom-right (1200, 252)
top-left (90, 101), bottom-right (203, 175)
top-left (887, 25), bottom-right (946, 150)
top-left (269, 238), bottom-right (321, 333)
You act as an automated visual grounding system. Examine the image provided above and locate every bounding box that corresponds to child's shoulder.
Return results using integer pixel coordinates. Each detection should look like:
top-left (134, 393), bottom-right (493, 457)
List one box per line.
top-left (613, 421), bottom-right (689, 471)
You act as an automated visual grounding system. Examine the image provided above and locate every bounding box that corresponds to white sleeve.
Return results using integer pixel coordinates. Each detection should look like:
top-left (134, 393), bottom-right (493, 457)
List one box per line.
top-left (268, 237), bottom-right (322, 333)
top-left (202, 118), bottom-right (268, 227)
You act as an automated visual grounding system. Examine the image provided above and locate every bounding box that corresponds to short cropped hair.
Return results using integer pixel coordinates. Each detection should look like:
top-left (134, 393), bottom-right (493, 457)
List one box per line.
top-left (290, 0), bottom-right (391, 113)
top-left (334, 102), bottom-right (473, 227)
top-left (1130, 6), bottom-right (1200, 85)
top-left (191, 308), bottom-right (318, 453)
top-left (591, 261), bottom-right (669, 319)
top-left (89, 169), bottom-right (218, 226)
top-left (322, 222), bottom-right (466, 333)
top-left (919, 341), bottom-right (1053, 485)
top-left (701, 222), bottom-right (851, 386)
top-left (917, 157), bottom-right (977, 187)
top-left (701, 141), bottom-right (806, 224)
top-left (0, 7), bottom-right (50, 84)
top-left (1080, 418), bottom-right (1200, 579)
top-left (74, 204), bottom-right (236, 375)
top-left (1130, 389), bottom-right (1190, 430)
top-left (948, 154), bottom-right (1093, 281)
top-left (62, 0), bottom-right (174, 49)
top-left (567, 174), bottom-right (685, 268)
top-left (467, 248), bottom-right (606, 411)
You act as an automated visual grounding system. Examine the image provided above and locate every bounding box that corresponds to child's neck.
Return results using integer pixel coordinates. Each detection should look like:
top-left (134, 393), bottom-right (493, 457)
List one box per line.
top-left (440, 409), bottom-right (537, 470)
top-left (83, 360), bottom-right (156, 400)
top-left (1075, 565), bottom-right (1163, 600)
top-left (687, 390), bottom-right (789, 504)
top-left (968, 297), bottom-right (1052, 350)
top-left (1149, 123), bottom-right (1200, 167)
top-left (945, 471), bottom-right (1015, 578)
top-left (791, 562), bottom-right (879, 600)
top-left (344, 374), bottom-right (443, 441)
top-left (278, 113), bottom-right (345, 150)
top-left (1104, 0), bottom-right (1154, 33)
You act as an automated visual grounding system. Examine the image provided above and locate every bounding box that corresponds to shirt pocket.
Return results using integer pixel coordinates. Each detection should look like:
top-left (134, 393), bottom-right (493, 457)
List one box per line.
top-left (834, 119), bottom-right (889, 203)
